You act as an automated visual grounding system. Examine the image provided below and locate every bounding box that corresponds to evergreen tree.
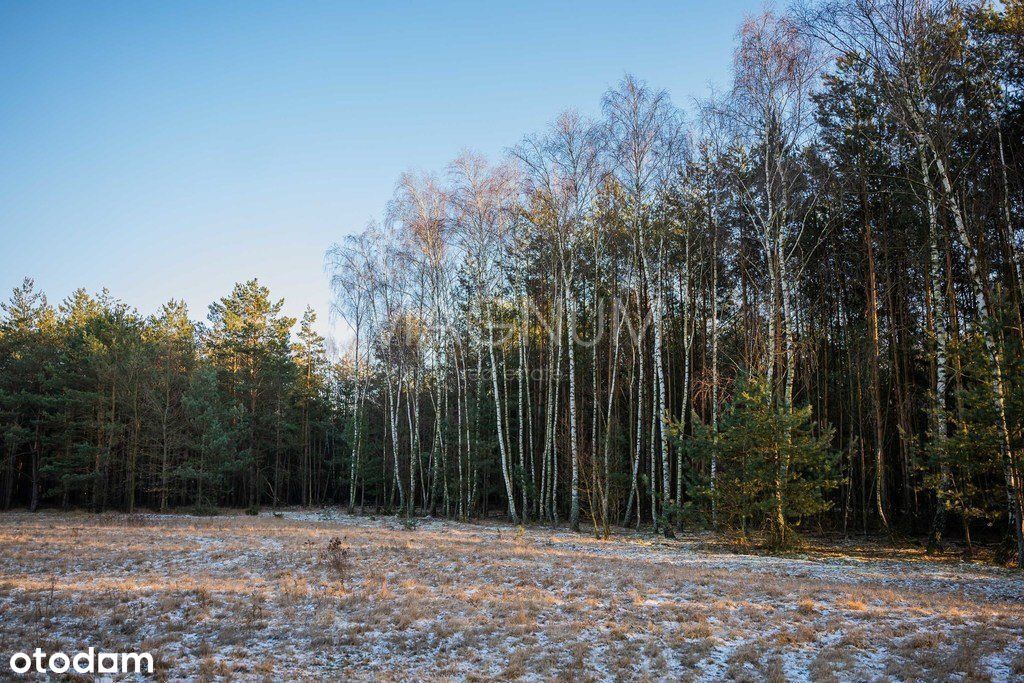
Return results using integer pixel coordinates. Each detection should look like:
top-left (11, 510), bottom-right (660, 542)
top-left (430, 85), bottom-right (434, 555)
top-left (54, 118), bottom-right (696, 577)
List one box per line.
top-left (679, 376), bottom-right (838, 548)
top-left (206, 279), bottom-right (296, 511)
top-left (0, 278), bottom-right (57, 510)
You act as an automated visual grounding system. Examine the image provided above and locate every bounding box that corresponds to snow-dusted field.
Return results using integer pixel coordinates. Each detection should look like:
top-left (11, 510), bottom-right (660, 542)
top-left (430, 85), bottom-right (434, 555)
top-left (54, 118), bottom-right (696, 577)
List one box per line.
top-left (1, 510), bottom-right (1022, 681)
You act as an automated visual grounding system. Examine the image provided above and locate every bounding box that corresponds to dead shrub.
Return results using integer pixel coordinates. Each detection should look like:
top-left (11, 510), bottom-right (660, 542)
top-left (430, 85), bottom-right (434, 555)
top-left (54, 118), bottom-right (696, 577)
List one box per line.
top-left (797, 598), bottom-right (818, 615)
top-left (319, 537), bottom-right (349, 580)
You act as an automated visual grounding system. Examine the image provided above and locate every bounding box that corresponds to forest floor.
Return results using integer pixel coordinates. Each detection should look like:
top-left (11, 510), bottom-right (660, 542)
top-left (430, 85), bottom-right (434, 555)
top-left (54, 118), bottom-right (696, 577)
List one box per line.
top-left (0, 510), bottom-right (1022, 682)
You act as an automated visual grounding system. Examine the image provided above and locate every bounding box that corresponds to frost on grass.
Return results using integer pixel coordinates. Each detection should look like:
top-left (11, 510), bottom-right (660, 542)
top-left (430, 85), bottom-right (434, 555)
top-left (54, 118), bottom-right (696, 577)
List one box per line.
top-left (0, 510), bottom-right (1022, 681)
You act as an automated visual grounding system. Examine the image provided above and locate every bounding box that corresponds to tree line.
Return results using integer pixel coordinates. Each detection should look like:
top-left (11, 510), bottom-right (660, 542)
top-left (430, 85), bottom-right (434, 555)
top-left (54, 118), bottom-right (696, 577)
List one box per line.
top-left (3, 0), bottom-right (1023, 560)
top-left (0, 280), bottom-right (338, 514)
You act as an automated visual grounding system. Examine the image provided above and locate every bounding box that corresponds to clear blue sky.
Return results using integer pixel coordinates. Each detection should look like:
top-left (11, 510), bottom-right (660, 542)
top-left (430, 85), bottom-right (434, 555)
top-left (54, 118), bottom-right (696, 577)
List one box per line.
top-left (1, 0), bottom-right (760, 345)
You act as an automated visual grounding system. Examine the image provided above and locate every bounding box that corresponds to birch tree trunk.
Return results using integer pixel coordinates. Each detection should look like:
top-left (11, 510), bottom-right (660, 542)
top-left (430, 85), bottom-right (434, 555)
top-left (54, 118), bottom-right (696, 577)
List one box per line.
top-left (386, 373), bottom-right (405, 512)
top-left (488, 310), bottom-right (519, 524)
top-left (920, 146), bottom-right (950, 552)
top-left (566, 291), bottom-right (581, 531)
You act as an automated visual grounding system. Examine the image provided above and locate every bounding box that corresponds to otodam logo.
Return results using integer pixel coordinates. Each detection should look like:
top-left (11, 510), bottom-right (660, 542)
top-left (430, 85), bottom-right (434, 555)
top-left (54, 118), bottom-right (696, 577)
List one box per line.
top-left (9, 648), bottom-right (154, 675)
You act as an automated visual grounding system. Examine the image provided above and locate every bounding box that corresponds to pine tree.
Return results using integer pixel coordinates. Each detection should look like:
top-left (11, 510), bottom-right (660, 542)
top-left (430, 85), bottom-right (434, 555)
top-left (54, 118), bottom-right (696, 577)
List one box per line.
top-left (206, 279), bottom-right (296, 511)
top-left (682, 375), bottom-right (838, 548)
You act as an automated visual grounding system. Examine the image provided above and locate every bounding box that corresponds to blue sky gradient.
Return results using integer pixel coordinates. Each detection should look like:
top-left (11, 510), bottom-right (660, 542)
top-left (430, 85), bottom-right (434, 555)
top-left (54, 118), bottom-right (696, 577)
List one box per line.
top-left (1, 0), bottom-right (760, 343)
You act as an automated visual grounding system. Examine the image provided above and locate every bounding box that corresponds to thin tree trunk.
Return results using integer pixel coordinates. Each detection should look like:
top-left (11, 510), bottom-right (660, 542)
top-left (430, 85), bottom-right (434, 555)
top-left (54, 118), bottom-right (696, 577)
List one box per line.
top-left (488, 311), bottom-right (518, 524)
top-left (921, 146), bottom-right (950, 552)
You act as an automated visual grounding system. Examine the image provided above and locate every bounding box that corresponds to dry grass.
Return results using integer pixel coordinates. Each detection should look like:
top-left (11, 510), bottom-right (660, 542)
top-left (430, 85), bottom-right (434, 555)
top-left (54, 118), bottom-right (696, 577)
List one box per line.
top-left (0, 509), bottom-right (1022, 681)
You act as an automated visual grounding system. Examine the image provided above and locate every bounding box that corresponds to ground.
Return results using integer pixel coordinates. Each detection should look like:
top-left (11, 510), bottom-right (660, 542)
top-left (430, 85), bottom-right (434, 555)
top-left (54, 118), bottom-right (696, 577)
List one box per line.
top-left (0, 511), bottom-right (1022, 682)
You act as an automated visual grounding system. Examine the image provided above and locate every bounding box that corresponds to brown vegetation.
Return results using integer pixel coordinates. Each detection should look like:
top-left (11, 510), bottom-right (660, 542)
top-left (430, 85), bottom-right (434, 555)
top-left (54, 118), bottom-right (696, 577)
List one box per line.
top-left (0, 510), bottom-right (1021, 681)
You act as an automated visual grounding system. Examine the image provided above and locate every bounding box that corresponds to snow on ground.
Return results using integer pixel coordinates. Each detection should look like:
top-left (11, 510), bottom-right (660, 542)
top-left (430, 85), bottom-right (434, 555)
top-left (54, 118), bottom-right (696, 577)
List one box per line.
top-left (0, 509), bottom-right (1022, 681)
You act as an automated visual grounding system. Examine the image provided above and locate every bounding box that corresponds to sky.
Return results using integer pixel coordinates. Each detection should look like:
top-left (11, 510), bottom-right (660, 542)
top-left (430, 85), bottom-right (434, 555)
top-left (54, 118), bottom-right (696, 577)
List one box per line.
top-left (0, 0), bottom-right (761, 347)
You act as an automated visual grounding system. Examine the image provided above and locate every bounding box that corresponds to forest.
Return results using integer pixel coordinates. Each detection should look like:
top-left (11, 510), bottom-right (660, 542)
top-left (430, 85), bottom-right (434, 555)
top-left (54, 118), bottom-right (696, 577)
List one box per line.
top-left (2, 0), bottom-right (1023, 566)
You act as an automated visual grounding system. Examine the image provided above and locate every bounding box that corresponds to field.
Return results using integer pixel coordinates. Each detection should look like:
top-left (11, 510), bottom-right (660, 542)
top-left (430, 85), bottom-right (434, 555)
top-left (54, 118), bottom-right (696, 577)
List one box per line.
top-left (1, 510), bottom-right (1022, 682)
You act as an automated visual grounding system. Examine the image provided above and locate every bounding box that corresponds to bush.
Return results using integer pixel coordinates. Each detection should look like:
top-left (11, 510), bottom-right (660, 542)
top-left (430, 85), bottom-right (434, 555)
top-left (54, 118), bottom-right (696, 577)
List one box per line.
top-left (189, 503), bottom-right (219, 516)
top-left (674, 374), bottom-right (838, 549)
top-left (320, 537), bottom-right (349, 579)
